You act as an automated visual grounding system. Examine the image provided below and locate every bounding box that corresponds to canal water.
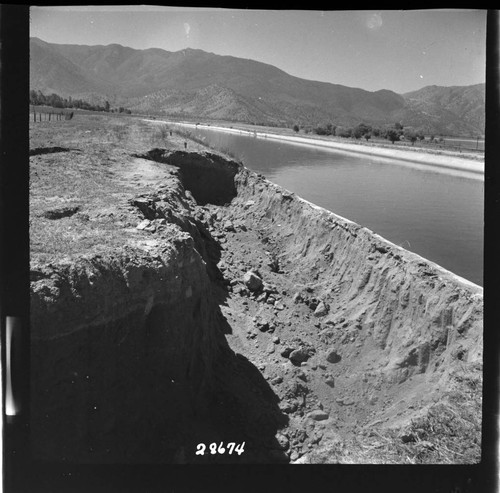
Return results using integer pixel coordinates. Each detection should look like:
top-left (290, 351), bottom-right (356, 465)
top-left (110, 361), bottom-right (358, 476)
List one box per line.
top-left (184, 126), bottom-right (484, 286)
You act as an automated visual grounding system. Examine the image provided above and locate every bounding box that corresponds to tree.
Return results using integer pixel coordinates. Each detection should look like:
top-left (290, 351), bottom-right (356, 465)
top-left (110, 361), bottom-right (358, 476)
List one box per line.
top-left (386, 129), bottom-right (400, 144)
top-left (313, 124), bottom-right (329, 136)
top-left (336, 126), bottom-right (352, 138)
top-left (403, 128), bottom-right (418, 145)
top-left (353, 123), bottom-right (371, 139)
top-left (353, 123), bottom-right (372, 139)
top-left (325, 123), bottom-right (336, 135)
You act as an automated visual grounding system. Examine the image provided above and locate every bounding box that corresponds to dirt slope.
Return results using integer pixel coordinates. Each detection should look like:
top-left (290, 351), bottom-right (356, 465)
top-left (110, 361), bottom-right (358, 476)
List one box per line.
top-left (30, 115), bottom-right (483, 464)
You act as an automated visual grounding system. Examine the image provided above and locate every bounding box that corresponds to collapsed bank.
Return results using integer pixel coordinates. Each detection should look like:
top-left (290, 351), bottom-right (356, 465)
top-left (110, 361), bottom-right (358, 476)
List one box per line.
top-left (30, 148), bottom-right (483, 464)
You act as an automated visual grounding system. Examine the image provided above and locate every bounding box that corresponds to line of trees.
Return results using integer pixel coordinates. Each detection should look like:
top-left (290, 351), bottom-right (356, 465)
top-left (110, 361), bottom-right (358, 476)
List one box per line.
top-left (295, 121), bottom-right (428, 145)
top-left (29, 90), bottom-right (132, 114)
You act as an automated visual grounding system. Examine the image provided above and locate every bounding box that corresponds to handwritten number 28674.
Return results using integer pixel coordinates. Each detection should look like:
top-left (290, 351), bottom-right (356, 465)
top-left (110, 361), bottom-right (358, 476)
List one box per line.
top-left (195, 442), bottom-right (245, 456)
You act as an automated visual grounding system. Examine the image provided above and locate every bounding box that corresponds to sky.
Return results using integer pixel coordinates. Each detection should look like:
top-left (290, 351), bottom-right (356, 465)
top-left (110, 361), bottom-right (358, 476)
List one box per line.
top-left (30, 7), bottom-right (487, 94)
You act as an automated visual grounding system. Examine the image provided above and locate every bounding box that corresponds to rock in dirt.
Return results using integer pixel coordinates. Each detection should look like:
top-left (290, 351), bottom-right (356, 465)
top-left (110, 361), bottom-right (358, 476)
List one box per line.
top-left (314, 301), bottom-right (330, 317)
top-left (279, 400), bottom-right (298, 414)
top-left (254, 316), bottom-right (270, 332)
top-left (297, 371), bottom-right (308, 382)
top-left (307, 410), bottom-right (329, 421)
top-left (325, 349), bottom-right (342, 364)
top-left (263, 282), bottom-right (278, 294)
top-left (274, 301), bottom-right (285, 310)
top-left (243, 270), bottom-right (263, 291)
top-left (324, 376), bottom-right (335, 388)
top-left (136, 219), bottom-right (151, 230)
top-left (223, 220), bottom-right (236, 232)
top-left (292, 454), bottom-right (310, 464)
top-left (256, 292), bottom-right (268, 302)
top-left (42, 205), bottom-right (80, 220)
top-left (289, 348), bottom-right (310, 365)
top-left (276, 434), bottom-right (289, 450)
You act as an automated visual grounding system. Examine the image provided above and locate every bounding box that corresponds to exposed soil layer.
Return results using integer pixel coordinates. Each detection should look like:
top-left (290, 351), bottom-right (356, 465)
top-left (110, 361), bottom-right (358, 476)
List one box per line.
top-left (29, 146), bottom-right (74, 156)
top-left (30, 117), bottom-right (483, 464)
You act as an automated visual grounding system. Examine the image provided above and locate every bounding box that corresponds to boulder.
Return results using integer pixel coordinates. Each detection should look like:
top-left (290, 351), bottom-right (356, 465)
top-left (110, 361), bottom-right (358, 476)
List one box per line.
top-left (243, 270), bottom-right (263, 291)
top-left (326, 349), bottom-right (341, 364)
top-left (289, 348), bottom-right (310, 365)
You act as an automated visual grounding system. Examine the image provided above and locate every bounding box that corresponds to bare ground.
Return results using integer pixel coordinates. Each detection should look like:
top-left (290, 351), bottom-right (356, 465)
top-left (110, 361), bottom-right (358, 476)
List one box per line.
top-left (30, 114), bottom-right (483, 465)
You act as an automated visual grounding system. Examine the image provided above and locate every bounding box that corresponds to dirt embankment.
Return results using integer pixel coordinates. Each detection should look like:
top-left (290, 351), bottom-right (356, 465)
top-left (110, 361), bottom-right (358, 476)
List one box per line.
top-left (30, 130), bottom-right (483, 464)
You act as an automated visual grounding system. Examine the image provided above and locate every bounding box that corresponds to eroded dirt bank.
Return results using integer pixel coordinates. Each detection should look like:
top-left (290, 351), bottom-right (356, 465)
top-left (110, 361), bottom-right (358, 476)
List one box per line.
top-left (30, 120), bottom-right (483, 464)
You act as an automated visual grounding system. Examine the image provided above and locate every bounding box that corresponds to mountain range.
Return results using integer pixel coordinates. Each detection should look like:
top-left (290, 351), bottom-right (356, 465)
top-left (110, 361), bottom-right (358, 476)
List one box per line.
top-left (30, 37), bottom-right (485, 136)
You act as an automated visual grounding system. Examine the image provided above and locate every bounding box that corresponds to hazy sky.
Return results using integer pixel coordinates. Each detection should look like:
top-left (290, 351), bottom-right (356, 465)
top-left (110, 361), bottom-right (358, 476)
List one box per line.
top-left (30, 7), bottom-right (486, 94)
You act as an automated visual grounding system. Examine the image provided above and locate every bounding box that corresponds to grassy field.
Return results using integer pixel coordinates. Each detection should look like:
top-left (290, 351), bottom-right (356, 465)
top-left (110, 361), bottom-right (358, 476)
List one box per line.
top-left (29, 113), bottom-right (211, 263)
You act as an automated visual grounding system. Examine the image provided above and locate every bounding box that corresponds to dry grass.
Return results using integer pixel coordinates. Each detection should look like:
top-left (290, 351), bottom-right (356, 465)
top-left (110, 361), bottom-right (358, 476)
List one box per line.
top-left (29, 113), bottom-right (243, 263)
top-left (401, 364), bottom-right (482, 464)
top-left (29, 114), bottom-right (193, 262)
top-left (306, 362), bottom-right (482, 464)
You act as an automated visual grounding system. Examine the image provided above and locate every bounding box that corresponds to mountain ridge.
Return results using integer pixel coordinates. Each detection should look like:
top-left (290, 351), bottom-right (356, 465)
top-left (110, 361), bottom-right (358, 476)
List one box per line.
top-left (30, 37), bottom-right (485, 136)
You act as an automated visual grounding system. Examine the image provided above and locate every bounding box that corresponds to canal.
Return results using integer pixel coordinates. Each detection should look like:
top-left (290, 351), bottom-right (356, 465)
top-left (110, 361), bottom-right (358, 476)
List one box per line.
top-left (179, 125), bottom-right (484, 286)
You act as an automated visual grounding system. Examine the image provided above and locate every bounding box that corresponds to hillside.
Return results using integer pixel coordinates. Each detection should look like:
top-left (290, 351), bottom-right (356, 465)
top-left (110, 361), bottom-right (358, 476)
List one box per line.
top-left (30, 37), bottom-right (485, 136)
top-left (401, 84), bottom-right (485, 136)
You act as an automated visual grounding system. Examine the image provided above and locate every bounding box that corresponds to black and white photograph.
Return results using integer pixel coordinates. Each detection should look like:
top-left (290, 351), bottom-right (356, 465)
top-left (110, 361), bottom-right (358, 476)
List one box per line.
top-left (14, 5), bottom-right (493, 485)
